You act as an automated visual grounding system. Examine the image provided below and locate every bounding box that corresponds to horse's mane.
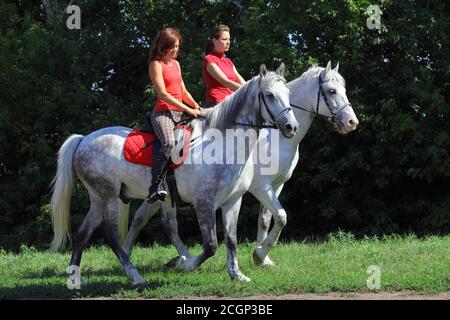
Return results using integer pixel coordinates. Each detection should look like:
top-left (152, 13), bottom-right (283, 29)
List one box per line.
top-left (290, 65), bottom-right (346, 87)
top-left (201, 76), bottom-right (258, 131)
top-left (200, 71), bottom-right (286, 131)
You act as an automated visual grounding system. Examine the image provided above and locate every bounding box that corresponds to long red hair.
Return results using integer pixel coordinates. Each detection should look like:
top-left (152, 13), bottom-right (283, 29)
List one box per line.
top-left (148, 28), bottom-right (182, 63)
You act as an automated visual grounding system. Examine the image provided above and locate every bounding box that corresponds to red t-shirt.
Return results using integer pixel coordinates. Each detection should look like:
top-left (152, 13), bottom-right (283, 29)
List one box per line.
top-left (153, 59), bottom-right (183, 112)
top-left (202, 52), bottom-right (238, 103)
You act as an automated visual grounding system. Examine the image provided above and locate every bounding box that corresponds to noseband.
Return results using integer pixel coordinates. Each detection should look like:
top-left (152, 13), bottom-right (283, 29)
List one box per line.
top-left (257, 92), bottom-right (292, 129)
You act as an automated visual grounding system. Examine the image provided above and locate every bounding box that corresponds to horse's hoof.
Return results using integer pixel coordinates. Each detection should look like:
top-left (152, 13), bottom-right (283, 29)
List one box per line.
top-left (132, 279), bottom-right (146, 289)
top-left (126, 268), bottom-right (145, 288)
top-left (165, 256), bottom-right (191, 271)
top-left (252, 250), bottom-right (264, 265)
top-left (165, 256), bottom-right (182, 268)
top-left (261, 256), bottom-right (276, 267)
top-left (231, 273), bottom-right (251, 282)
top-left (177, 257), bottom-right (196, 272)
top-left (130, 271), bottom-right (146, 288)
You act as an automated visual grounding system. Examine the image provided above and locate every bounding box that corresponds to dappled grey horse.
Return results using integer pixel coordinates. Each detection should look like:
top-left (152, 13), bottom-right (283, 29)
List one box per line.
top-left (49, 64), bottom-right (298, 286)
top-left (121, 61), bottom-right (359, 281)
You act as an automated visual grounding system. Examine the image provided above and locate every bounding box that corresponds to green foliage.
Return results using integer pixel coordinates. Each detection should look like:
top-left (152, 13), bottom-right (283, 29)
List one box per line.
top-left (0, 0), bottom-right (449, 250)
top-left (279, 0), bottom-right (450, 239)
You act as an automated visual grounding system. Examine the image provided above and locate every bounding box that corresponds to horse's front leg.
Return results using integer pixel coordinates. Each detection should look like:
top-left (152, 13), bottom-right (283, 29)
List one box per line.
top-left (221, 197), bottom-right (251, 282)
top-left (160, 202), bottom-right (192, 268)
top-left (252, 186), bottom-right (287, 266)
top-left (254, 184), bottom-right (285, 266)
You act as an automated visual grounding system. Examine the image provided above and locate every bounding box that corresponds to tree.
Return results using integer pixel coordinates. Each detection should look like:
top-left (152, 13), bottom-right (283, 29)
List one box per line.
top-left (0, 0), bottom-right (449, 251)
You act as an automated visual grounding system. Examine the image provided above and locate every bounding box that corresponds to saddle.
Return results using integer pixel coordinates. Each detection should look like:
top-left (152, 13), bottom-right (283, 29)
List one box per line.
top-left (123, 112), bottom-right (194, 208)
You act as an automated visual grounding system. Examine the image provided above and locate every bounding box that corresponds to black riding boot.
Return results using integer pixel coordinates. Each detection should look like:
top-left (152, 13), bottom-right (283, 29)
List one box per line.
top-left (147, 153), bottom-right (169, 203)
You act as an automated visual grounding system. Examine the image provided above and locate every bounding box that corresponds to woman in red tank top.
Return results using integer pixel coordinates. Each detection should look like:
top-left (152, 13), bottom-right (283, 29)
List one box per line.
top-left (202, 25), bottom-right (246, 108)
top-left (147, 28), bottom-right (202, 203)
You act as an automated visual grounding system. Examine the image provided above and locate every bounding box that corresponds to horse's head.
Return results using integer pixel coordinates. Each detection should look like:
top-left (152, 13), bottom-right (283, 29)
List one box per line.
top-left (258, 63), bottom-right (298, 138)
top-left (316, 61), bottom-right (359, 134)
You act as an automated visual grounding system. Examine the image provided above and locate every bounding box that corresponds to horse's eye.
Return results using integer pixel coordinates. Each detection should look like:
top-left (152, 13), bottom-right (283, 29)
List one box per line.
top-left (329, 89), bottom-right (336, 94)
top-left (267, 92), bottom-right (274, 98)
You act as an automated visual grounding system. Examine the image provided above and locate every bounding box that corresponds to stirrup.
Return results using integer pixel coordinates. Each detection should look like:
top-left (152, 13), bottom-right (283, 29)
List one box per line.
top-left (146, 189), bottom-right (168, 203)
top-left (156, 189), bottom-right (168, 201)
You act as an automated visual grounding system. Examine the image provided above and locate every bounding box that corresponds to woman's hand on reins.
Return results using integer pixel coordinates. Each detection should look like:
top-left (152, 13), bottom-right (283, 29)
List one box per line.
top-left (188, 108), bottom-right (203, 117)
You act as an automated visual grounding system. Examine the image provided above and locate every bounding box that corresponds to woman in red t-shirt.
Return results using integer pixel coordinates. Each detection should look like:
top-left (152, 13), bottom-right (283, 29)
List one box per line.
top-left (147, 28), bottom-right (202, 202)
top-left (202, 25), bottom-right (246, 108)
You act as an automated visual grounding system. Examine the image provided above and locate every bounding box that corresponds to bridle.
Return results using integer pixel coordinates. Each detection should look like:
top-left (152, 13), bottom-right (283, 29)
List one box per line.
top-left (290, 72), bottom-right (351, 125)
top-left (235, 79), bottom-right (292, 129)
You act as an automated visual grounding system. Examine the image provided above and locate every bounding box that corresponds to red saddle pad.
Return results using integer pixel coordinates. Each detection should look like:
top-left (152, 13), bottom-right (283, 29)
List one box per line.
top-left (123, 127), bottom-right (193, 169)
top-left (123, 129), bottom-right (158, 167)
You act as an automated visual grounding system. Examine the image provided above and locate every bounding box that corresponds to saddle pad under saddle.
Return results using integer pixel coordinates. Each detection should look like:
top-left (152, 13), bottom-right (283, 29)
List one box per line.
top-left (123, 126), bottom-right (193, 169)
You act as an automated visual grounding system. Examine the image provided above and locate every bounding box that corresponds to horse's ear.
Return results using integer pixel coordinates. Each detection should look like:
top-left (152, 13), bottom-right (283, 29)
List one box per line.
top-left (276, 63), bottom-right (285, 77)
top-left (260, 64), bottom-right (268, 77)
top-left (334, 62), bottom-right (339, 73)
top-left (326, 61), bottom-right (332, 74)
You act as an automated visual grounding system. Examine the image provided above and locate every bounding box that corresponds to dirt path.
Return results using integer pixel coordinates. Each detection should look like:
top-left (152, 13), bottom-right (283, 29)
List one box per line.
top-left (83, 291), bottom-right (449, 300)
top-left (193, 292), bottom-right (450, 300)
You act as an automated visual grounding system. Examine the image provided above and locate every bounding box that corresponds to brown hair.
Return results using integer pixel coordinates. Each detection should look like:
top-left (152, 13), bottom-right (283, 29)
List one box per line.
top-left (206, 24), bottom-right (230, 55)
top-left (149, 27), bottom-right (182, 63)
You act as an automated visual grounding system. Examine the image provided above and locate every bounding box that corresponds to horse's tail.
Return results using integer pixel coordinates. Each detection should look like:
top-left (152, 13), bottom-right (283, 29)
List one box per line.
top-left (49, 134), bottom-right (84, 252)
top-left (118, 200), bottom-right (130, 246)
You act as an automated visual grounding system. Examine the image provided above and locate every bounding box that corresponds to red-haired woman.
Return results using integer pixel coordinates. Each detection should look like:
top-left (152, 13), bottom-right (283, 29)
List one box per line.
top-left (147, 27), bottom-right (202, 202)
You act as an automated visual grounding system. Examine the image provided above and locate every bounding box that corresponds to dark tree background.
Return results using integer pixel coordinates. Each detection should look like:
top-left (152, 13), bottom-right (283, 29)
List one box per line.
top-left (0, 0), bottom-right (449, 251)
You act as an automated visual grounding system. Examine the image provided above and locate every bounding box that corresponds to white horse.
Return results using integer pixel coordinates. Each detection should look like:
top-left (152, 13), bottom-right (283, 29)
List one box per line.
top-left (251, 61), bottom-right (359, 266)
top-left (121, 62), bottom-right (359, 281)
top-left (49, 64), bottom-right (298, 286)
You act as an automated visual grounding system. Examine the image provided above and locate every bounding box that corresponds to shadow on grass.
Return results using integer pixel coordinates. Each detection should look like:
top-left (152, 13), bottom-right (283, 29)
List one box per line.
top-left (3, 260), bottom-right (194, 299)
top-left (22, 260), bottom-right (175, 279)
top-left (0, 277), bottom-right (168, 300)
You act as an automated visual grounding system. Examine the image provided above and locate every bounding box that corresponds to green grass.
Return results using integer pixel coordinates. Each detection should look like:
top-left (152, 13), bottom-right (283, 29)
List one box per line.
top-left (0, 234), bottom-right (449, 299)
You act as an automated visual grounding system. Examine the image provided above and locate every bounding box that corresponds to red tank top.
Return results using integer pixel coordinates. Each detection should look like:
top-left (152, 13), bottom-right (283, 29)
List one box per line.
top-left (153, 59), bottom-right (183, 112)
top-left (202, 52), bottom-right (238, 103)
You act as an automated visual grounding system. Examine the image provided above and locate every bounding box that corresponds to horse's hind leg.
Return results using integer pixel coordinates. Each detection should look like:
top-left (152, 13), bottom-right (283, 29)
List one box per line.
top-left (69, 196), bottom-right (103, 267)
top-left (123, 201), bottom-right (160, 257)
top-left (221, 197), bottom-right (250, 282)
top-left (103, 198), bottom-right (145, 287)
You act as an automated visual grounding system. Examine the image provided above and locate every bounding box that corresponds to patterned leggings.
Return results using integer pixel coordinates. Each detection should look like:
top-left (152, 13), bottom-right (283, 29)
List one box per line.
top-left (151, 110), bottom-right (183, 159)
